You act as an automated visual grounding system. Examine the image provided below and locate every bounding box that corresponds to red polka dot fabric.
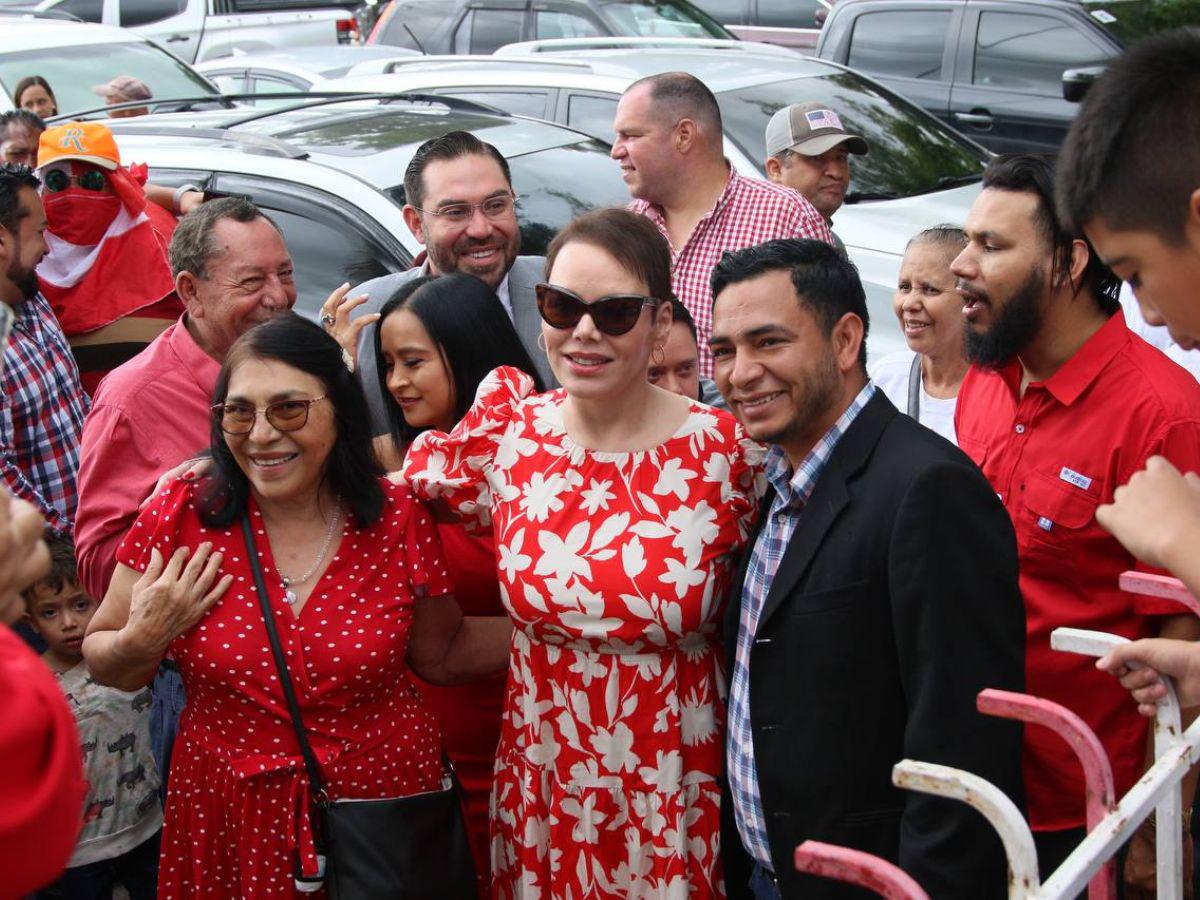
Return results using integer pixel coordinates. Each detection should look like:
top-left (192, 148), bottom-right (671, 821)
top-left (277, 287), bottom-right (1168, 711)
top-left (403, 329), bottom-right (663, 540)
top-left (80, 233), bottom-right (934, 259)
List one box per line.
top-left (117, 478), bottom-right (452, 898)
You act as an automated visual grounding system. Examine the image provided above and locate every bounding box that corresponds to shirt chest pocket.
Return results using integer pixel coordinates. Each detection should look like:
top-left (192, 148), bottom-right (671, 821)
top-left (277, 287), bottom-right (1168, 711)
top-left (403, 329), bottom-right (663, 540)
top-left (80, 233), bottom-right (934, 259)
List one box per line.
top-left (1018, 470), bottom-right (1101, 560)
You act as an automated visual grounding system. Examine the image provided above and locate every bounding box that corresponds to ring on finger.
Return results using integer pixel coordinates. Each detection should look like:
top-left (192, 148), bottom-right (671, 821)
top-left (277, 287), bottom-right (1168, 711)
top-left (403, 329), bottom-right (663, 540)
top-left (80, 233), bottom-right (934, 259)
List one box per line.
top-left (320, 313), bottom-right (335, 327)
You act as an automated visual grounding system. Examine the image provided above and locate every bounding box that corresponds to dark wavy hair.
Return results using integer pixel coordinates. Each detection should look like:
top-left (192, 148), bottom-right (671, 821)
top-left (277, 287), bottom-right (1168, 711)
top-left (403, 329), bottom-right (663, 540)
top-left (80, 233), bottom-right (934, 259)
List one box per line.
top-left (373, 272), bottom-right (546, 448)
top-left (198, 314), bottom-right (384, 528)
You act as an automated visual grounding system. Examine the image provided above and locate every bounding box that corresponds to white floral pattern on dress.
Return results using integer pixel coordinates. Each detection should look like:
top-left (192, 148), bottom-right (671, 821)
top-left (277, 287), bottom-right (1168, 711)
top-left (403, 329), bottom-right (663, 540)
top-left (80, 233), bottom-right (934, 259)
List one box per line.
top-left (405, 367), bottom-right (764, 900)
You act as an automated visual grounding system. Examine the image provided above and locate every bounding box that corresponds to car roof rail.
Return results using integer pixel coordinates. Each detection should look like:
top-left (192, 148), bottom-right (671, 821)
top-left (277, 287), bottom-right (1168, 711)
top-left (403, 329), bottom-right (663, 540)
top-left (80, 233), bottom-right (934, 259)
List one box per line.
top-left (0, 7), bottom-right (84, 20)
top-left (359, 54), bottom-right (595, 76)
top-left (49, 91), bottom-right (506, 126)
top-left (495, 36), bottom-right (797, 56)
top-left (104, 123), bottom-right (309, 159)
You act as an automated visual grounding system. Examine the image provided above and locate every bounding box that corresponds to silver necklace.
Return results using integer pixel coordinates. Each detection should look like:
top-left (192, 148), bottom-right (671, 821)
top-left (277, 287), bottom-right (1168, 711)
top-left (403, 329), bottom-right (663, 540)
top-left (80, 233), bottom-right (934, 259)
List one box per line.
top-left (278, 501), bottom-right (342, 606)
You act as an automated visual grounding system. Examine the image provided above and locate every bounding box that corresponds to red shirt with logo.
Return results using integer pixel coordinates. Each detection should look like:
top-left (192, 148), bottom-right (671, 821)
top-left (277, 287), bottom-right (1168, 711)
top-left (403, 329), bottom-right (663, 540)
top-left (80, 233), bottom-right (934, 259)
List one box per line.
top-left (955, 311), bottom-right (1200, 830)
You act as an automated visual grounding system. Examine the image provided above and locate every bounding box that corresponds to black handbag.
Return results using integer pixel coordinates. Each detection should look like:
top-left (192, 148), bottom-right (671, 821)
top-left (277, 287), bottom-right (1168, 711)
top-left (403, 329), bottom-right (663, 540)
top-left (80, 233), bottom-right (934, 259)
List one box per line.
top-left (241, 514), bottom-right (480, 900)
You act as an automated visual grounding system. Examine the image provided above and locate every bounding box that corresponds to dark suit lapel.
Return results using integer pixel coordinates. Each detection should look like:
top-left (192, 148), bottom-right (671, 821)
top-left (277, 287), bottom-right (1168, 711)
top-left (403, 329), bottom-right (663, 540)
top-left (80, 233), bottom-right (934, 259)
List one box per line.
top-left (755, 392), bottom-right (896, 630)
top-left (725, 493), bottom-right (773, 661)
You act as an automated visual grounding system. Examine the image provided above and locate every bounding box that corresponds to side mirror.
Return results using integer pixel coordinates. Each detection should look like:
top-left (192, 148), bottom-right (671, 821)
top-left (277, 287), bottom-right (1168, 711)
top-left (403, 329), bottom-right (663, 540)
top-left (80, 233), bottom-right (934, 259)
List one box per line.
top-left (1062, 65), bottom-right (1105, 103)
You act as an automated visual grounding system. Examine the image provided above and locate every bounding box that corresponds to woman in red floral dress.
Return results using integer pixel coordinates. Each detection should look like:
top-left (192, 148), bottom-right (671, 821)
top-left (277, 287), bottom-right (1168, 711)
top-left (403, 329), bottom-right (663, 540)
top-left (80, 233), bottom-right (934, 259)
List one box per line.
top-left (84, 315), bottom-right (511, 898)
top-left (405, 210), bottom-right (764, 899)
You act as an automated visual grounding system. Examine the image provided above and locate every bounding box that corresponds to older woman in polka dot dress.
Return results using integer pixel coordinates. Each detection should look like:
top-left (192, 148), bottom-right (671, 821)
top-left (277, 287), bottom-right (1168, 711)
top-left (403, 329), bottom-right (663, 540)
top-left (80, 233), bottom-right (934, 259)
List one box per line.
top-left (84, 314), bottom-right (512, 898)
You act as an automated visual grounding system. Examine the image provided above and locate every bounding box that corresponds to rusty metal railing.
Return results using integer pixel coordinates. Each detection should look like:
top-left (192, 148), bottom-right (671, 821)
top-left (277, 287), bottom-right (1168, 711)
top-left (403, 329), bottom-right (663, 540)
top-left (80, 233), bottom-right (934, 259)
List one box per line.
top-left (793, 571), bottom-right (1199, 899)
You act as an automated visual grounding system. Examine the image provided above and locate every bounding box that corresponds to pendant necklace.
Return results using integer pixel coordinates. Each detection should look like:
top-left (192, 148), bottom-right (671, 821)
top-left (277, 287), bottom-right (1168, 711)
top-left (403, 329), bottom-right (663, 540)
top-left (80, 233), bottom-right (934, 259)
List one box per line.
top-left (278, 500), bottom-right (343, 606)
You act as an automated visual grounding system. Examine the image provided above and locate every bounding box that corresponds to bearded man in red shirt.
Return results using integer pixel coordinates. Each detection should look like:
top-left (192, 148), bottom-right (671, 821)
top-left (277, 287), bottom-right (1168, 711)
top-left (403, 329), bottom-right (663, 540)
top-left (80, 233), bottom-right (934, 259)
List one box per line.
top-left (953, 154), bottom-right (1200, 893)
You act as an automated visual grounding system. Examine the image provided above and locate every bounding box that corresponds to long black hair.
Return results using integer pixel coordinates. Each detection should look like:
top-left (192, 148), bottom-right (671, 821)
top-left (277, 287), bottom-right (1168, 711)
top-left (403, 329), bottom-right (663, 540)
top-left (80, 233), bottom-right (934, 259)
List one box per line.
top-left (198, 313), bottom-right (385, 528)
top-left (372, 272), bottom-right (546, 448)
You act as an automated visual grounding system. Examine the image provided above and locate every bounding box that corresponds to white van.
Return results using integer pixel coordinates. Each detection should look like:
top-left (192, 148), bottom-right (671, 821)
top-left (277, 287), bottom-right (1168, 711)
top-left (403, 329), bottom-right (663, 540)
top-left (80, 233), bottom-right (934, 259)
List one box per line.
top-left (16, 0), bottom-right (361, 63)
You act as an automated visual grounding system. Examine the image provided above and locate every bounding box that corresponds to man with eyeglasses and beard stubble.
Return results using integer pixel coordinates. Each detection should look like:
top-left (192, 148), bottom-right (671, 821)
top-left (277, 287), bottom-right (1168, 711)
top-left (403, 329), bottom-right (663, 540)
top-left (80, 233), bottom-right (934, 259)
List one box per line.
top-left (339, 131), bottom-right (558, 436)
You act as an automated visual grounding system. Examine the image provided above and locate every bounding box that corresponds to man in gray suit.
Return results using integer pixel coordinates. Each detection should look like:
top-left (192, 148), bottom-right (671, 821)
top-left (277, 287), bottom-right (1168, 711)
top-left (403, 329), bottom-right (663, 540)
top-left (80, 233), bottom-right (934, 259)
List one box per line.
top-left (343, 130), bottom-right (555, 434)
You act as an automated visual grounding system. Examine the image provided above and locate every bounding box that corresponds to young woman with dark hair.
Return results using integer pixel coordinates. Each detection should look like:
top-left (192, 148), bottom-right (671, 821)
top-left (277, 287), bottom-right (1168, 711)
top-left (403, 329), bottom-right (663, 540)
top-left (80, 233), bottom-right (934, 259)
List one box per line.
top-left (83, 313), bottom-right (511, 897)
top-left (365, 272), bottom-right (545, 884)
top-left (403, 208), bottom-right (764, 897)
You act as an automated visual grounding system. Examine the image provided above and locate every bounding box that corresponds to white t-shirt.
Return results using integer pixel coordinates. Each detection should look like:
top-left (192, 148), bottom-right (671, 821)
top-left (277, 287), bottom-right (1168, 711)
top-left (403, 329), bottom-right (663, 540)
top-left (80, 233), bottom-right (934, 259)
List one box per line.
top-left (868, 349), bottom-right (959, 446)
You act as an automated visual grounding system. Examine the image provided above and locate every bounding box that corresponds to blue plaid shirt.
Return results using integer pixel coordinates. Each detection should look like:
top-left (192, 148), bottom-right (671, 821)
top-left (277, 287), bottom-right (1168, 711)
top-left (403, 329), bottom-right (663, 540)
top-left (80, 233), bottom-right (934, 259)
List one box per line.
top-left (726, 382), bottom-right (875, 869)
top-left (1, 293), bottom-right (89, 534)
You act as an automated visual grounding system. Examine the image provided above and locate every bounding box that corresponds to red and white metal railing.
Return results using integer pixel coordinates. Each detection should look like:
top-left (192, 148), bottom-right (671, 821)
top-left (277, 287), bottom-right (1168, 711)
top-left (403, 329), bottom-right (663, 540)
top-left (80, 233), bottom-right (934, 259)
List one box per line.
top-left (793, 571), bottom-right (1199, 899)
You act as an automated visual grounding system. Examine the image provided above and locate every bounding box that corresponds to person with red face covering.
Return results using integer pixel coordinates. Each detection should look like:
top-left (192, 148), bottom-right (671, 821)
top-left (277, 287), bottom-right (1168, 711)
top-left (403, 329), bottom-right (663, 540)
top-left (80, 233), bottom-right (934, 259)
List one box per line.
top-left (36, 122), bottom-right (183, 394)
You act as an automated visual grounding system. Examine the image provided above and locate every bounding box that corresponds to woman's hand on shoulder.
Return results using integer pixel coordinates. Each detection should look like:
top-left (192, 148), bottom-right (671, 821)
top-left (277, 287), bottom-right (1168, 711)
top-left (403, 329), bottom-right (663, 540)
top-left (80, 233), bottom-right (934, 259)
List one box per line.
top-left (125, 544), bottom-right (234, 655)
top-left (140, 456), bottom-right (211, 510)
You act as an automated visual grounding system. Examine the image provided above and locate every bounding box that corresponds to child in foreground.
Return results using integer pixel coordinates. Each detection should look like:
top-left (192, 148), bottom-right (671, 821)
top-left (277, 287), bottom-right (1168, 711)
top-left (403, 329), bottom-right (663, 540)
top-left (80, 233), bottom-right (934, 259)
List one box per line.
top-left (24, 534), bottom-right (162, 900)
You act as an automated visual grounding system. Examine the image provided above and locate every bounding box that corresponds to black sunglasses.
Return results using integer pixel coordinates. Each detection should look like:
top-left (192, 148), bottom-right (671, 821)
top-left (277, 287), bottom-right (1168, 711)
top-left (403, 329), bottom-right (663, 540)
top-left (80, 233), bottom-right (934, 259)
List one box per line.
top-left (43, 169), bottom-right (107, 193)
top-left (535, 283), bottom-right (659, 336)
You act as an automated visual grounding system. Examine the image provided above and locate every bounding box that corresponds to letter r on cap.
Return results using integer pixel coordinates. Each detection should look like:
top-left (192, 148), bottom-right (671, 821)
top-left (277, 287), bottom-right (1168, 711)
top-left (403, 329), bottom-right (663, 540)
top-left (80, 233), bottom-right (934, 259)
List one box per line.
top-left (60, 128), bottom-right (86, 153)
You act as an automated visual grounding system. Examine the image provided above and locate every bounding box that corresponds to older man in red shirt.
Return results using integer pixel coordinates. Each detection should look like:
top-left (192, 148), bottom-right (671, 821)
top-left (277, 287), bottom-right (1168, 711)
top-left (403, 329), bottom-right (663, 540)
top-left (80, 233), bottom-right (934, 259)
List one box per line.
top-left (953, 155), bottom-right (1200, 891)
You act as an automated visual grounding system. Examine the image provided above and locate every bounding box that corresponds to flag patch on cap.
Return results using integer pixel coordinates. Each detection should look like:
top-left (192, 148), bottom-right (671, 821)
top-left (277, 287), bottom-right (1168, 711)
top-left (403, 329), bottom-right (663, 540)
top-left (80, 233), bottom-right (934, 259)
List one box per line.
top-left (805, 109), bottom-right (843, 131)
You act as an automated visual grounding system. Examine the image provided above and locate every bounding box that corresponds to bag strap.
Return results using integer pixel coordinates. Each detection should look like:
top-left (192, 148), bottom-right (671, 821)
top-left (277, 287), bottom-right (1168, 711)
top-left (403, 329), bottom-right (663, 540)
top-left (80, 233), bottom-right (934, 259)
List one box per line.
top-left (906, 354), bottom-right (922, 421)
top-left (241, 513), bottom-right (328, 801)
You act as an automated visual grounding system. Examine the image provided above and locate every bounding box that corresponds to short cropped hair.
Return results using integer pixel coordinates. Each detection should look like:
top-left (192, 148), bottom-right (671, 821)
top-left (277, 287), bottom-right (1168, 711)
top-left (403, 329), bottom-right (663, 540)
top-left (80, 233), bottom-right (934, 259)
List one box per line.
top-left (1057, 28), bottom-right (1200, 243)
top-left (21, 532), bottom-right (79, 604)
top-left (669, 297), bottom-right (697, 342)
top-left (0, 109), bottom-right (44, 136)
top-left (627, 72), bottom-right (722, 136)
top-left (403, 131), bottom-right (512, 210)
top-left (0, 162), bottom-right (39, 234)
top-left (711, 238), bottom-right (870, 374)
top-left (983, 155), bottom-right (1120, 314)
top-left (169, 197), bottom-right (281, 279)
top-left (545, 208), bottom-right (673, 303)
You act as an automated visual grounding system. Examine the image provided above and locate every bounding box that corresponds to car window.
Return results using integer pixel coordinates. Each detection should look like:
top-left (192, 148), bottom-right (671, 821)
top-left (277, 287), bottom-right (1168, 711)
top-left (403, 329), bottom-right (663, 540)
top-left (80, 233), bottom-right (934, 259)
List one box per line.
top-left (566, 93), bottom-right (618, 139)
top-left (120, 0), bottom-right (186, 27)
top-left (847, 10), bottom-right (951, 80)
top-left (504, 142), bottom-right (629, 255)
top-left (686, 0), bottom-right (745, 25)
top-left (596, 0), bottom-right (730, 37)
top-left (535, 9), bottom-right (604, 38)
top-left (973, 11), bottom-right (1111, 94)
top-left (0, 40), bottom-right (217, 115)
top-left (440, 90), bottom-right (551, 118)
top-left (56, 0), bottom-right (104, 23)
top-left (756, 0), bottom-right (824, 29)
top-left (717, 71), bottom-right (988, 199)
top-left (208, 72), bottom-right (247, 93)
top-left (455, 8), bottom-right (526, 53)
top-left (379, 0), bottom-right (447, 50)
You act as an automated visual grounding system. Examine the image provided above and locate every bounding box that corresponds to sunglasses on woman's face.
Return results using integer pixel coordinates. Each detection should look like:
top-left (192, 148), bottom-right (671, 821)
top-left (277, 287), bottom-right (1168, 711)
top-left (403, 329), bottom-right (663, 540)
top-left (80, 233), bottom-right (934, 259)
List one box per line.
top-left (535, 283), bottom-right (658, 337)
top-left (42, 169), bottom-right (107, 193)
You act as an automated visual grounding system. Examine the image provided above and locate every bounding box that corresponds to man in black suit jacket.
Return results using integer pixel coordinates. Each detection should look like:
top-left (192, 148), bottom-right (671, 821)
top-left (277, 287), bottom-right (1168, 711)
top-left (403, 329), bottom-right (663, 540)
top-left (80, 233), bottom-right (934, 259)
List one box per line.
top-left (708, 239), bottom-right (1026, 899)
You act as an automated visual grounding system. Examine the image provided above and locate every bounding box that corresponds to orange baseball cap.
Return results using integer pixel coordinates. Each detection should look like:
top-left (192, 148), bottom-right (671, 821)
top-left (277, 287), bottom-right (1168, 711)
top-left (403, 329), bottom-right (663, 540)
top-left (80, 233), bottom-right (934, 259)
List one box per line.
top-left (37, 122), bottom-right (121, 171)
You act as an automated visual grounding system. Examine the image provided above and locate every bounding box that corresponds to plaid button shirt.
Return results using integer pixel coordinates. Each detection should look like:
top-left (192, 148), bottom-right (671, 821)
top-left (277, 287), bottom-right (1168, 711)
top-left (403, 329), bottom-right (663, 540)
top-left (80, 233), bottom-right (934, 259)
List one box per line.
top-left (1, 293), bottom-right (89, 533)
top-left (726, 382), bottom-right (875, 870)
top-left (630, 169), bottom-right (833, 378)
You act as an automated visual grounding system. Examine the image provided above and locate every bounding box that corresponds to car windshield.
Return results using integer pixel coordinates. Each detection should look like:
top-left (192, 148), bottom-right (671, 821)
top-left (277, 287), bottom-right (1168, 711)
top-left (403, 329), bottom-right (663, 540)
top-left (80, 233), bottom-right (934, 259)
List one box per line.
top-left (717, 72), bottom-right (989, 201)
top-left (1077, 0), bottom-right (1199, 44)
top-left (597, 0), bottom-right (731, 38)
top-left (0, 41), bottom-right (216, 115)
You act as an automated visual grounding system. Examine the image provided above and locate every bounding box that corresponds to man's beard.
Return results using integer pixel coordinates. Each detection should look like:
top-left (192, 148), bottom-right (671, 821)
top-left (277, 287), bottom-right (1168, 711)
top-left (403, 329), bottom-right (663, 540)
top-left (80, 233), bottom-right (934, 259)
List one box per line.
top-left (427, 232), bottom-right (520, 291)
top-left (8, 259), bottom-right (38, 302)
top-left (964, 267), bottom-right (1046, 369)
top-left (753, 345), bottom-right (841, 449)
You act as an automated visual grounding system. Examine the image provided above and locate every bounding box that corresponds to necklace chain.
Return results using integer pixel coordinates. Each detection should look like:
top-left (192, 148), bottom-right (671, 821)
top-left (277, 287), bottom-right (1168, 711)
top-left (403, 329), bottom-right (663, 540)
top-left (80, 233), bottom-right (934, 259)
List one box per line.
top-left (278, 500), bottom-right (342, 604)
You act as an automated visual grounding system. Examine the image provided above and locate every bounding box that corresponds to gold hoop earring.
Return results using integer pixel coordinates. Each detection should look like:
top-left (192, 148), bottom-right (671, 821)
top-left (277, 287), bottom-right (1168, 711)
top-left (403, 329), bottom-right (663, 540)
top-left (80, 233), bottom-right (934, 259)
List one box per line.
top-left (652, 344), bottom-right (665, 366)
top-left (536, 333), bottom-right (547, 353)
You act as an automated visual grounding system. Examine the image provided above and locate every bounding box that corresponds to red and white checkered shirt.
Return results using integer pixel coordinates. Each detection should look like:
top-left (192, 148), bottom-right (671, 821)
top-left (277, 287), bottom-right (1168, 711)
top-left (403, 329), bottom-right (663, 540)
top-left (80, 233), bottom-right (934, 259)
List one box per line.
top-left (630, 169), bottom-right (833, 377)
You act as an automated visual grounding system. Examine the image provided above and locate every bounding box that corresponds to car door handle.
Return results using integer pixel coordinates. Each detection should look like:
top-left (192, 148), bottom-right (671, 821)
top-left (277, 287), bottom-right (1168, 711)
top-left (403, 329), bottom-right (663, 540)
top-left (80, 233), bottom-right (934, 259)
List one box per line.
top-left (954, 111), bottom-right (994, 126)
top-left (166, 33), bottom-right (190, 41)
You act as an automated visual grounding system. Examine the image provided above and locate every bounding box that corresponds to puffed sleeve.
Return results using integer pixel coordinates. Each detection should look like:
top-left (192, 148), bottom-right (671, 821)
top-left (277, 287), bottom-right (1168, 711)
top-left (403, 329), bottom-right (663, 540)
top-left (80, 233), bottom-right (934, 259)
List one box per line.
top-left (698, 409), bottom-right (766, 547)
top-left (399, 489), bottom-right (454, 602)
top-left (403, 366), bottom-right (536, 526)
top-left (114, 477), bottom-right (196, 575)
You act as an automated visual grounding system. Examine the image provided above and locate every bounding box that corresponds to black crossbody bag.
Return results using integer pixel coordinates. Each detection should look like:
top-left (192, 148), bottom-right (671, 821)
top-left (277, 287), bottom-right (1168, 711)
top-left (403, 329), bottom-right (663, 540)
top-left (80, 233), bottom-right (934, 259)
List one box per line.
top-left (241, 514), bottom-right (479, 900)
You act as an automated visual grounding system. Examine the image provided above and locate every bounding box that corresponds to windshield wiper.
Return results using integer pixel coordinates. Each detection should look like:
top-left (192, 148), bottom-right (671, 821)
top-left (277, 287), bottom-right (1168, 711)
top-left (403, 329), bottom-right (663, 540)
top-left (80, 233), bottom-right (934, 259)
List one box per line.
top-left (843, 190), bottom-right (900, 204)
top-left (933, 173), bottom-right (984, 190)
